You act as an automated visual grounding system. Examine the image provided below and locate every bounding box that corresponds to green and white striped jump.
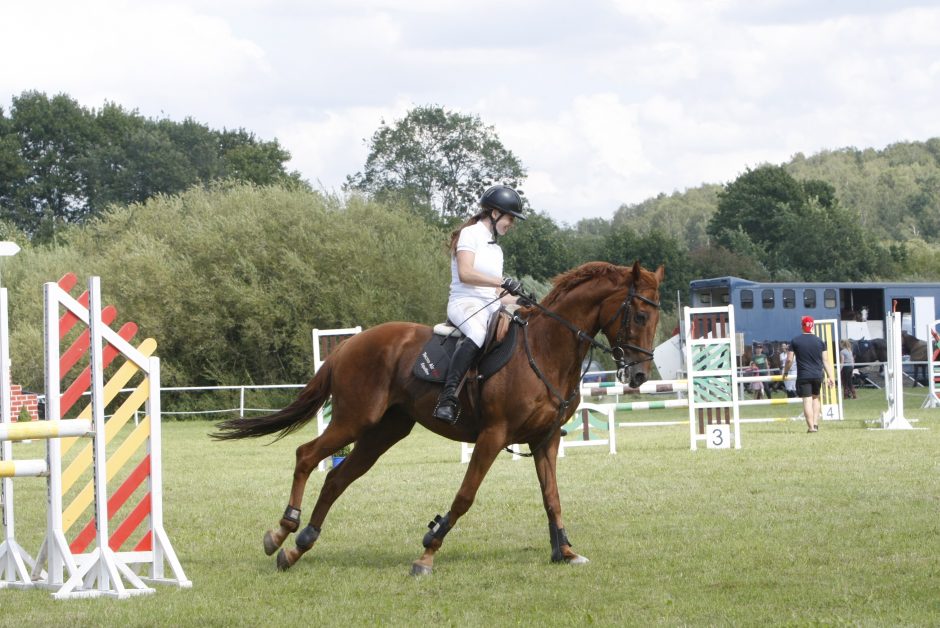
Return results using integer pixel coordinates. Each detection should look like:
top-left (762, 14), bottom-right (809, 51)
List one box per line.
top-left (581, 380), bottom-right (688, 397)
top-left (614, 398), bottom-right (689, 411)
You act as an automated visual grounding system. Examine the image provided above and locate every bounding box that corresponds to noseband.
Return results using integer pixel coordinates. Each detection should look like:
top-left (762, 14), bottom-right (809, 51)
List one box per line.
top-left (601, 283), bottom-right (661, 378)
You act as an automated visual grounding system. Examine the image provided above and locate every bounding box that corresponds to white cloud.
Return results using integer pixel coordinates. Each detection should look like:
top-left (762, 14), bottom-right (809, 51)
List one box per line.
top-left (276, 99), bottom-right (413, 191)
top-left (1, 0), bottom-right (269, 126)
top-left (2, 0), bottom-right (940, 225)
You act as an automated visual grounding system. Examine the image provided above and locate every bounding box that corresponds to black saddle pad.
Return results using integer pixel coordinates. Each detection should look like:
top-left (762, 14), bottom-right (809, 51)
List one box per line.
top-left (412, 321), bottom-right (520, 384)
top-left (413, 335), bottom-right (460, 382)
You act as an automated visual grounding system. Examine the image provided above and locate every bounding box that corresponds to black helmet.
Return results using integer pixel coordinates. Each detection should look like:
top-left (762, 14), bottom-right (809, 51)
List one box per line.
top-left (479, 185), bottom-right (526, 220)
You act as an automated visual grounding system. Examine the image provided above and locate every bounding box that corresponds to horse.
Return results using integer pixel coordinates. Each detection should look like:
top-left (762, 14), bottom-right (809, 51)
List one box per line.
top-left (212, 261), bottom-right (664, 575)
top-left (901, 331), bottom-right (929, 386)
top-left (852, 338), bottom-right (887, 364)
top-left (851, 338), bottom-right (888, 385)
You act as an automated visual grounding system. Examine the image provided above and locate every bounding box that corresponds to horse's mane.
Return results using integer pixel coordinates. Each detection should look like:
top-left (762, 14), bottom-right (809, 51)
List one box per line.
top-left (540, 262), bottom-right (625, 308)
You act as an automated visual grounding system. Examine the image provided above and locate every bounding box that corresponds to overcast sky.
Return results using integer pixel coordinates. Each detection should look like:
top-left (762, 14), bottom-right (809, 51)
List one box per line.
top-left (3, 0), bottom-right (938, 224)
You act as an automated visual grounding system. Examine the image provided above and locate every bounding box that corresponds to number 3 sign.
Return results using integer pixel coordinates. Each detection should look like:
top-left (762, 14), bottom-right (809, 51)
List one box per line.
top-left (706, 424), bottom-right (731, 449)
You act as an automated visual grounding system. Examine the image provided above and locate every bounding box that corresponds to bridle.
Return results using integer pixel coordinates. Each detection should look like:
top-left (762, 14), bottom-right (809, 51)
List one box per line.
top-left (523, 280), bottom-right (660, 380)
top-left (506, 279), bottom-right (660, 456)
top-left (599, 282), bottom-right (661, 381)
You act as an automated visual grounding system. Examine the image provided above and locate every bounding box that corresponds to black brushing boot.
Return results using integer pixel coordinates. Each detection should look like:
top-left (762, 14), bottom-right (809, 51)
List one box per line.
top-left (432, 339), bottom-right (482, 424)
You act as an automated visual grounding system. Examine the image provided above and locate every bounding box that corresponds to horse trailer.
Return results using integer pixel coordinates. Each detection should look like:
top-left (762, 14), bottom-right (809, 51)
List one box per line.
top-left (688, 276), bottom-right (940, 346)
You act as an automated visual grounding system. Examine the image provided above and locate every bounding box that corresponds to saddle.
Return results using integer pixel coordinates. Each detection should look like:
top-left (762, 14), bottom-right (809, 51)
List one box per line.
top-left (412, 306), bottom-right (521, 384)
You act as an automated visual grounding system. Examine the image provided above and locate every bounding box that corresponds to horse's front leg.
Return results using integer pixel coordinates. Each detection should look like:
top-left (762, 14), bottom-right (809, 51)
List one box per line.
top-left (411, 428), bottom-right (505, 576)
top-left (533, 432), bottom-right (589, 565)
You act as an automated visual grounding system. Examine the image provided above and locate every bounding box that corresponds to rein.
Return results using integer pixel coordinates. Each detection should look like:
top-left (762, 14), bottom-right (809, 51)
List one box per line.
top-left (504, 282), bottom-right (660, 458)
top-left (524, 282), bottom-right (659, 372)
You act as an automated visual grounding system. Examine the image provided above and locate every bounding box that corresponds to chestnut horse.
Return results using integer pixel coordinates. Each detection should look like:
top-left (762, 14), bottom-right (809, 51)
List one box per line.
top-left (213, 261), bottom-right (664, 575)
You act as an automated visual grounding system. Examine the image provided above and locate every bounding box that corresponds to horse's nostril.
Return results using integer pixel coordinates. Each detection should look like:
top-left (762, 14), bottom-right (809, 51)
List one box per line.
top-left (632, 372), bottom-right (647, 388)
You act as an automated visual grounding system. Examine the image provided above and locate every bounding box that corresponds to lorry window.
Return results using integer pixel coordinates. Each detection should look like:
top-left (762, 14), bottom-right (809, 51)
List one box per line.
top-left (741, 289), bottom-right (753, 309)
top-left (762, 289), bottom-right (774, 309)
top-left (804, 289), bottom-right (816, 308)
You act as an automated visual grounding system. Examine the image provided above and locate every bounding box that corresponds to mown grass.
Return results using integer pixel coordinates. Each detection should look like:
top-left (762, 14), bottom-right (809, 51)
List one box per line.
top-left (2, 387), bottom-right (939, 626)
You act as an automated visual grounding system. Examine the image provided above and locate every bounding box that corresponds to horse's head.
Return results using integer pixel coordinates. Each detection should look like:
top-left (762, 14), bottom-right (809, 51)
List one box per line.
top-left (599, 261), bottom-right (664, 387)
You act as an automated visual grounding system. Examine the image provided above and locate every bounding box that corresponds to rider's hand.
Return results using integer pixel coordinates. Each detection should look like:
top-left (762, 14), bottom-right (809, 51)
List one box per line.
top-left (500, 277), bottom-right (524, 296)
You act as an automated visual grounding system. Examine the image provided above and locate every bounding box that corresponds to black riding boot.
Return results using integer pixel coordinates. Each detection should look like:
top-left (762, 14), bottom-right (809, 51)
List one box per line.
top-left (432, 339), bottom-right (482, 424)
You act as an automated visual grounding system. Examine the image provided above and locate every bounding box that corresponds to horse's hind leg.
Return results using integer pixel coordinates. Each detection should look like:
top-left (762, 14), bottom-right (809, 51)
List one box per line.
top-left (262, 423), bottom-right (354, 558)
top-left (276, 411), bottom-right (415, 571)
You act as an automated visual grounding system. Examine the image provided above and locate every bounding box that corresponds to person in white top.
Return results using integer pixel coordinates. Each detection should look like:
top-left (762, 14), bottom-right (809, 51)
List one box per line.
top-left (432, 185), bottom-right (526, 424)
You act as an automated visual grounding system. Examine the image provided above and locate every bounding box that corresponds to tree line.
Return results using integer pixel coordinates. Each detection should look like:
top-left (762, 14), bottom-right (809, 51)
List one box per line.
top-left (0, 91), bottom-right (303, 242)
top-left (2, 91), bottom-right (939, 397)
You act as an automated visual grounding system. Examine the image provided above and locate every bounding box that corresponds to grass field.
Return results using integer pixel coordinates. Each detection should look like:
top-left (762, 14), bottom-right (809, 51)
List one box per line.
top-left (2, 387), bottom-right (939, 626)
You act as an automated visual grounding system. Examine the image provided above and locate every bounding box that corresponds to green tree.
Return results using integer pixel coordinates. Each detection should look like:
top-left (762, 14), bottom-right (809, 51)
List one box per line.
top-left (598, 223), bottom-right (689, 310)
top-left (2, 91), bottom-right (96, 240)
top-left (612, 184), bottom-right (721, 251)
top-left (786, 141), bottom-right (940, 244)
top-left (3, 183), bottom-right (449, 392)
top-left (345, 105), bottom-right (526, 225)
top-left (564, 217), bottom-right (610, 265)
top-left (216, 128), bottom-right (299, 186)
top-left (707, 165), bottom-right (888, 280)
top-left (501, 210), bottom-right (573, 281)
top-left (0, 91), bottom-right (303, 241)
top-left (0, 109), bottom-right (29, 217)
top-left (688, 244), bottom-right (770, 281)
top-left (707, 165), bottom-right (805, 256)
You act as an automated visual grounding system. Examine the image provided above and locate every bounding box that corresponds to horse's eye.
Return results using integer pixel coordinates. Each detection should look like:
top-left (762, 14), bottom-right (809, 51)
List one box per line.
top-left (635, 312), bottom-right (648, 325)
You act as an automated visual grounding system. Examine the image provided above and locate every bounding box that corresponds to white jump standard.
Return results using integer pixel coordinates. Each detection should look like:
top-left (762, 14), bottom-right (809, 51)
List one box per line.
top-left (1, 275), bottom-right (191, 599)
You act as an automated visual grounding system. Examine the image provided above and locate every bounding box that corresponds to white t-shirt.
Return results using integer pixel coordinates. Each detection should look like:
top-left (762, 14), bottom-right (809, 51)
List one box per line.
top-left (449, 221), bottom-right (503, 300)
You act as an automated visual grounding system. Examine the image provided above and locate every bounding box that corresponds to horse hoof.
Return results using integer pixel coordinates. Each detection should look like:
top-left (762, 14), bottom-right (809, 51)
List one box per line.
top-left (276, 549), bottom-right (294, 571)
top-left (567, 554), bottom-right (590, 565)
top-left (263, 529), bottom-right (283, 556)
top-left (410, 561), bottom-right (433, 576)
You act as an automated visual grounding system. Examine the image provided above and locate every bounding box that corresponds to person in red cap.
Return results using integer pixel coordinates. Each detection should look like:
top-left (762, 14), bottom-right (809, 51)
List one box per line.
top-left (782, 315), bottom-right (834, 432)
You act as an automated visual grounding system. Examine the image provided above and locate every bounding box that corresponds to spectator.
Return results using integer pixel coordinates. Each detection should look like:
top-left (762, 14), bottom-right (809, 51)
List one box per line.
top-left (745, 361), bottom-right (765, 399)
top-left (840, 339), bottom-right (857, 399)
top-left (753, 343), bottom-right (771, 398)
top-left (783, 316), bottom-right (835, 432)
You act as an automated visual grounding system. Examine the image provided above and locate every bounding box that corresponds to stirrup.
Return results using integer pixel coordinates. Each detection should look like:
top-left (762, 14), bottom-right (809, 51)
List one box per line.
top-left (432, 397), bottom-right (460, 424)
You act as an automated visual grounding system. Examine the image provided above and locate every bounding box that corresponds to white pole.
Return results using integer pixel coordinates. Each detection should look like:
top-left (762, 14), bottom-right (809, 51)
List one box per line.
top-left (1, 286), bottom-right (37, 588)
top-left (39, 280), bottom-right (78, 586)
top-left (879, 312), bottom-right (914, 430)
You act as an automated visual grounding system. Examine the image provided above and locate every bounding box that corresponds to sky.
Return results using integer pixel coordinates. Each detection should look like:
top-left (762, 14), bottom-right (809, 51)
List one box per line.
top-left (2, 0), bottom-right (939, 225)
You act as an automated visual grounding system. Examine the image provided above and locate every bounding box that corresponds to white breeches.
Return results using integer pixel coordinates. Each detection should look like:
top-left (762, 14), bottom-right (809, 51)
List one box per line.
top-left (447, 297), bottom-right (500, 348)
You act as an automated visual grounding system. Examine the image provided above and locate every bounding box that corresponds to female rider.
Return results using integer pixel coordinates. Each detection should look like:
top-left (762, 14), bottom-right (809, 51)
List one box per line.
top-left (432, 185), bottom-right (526, 424)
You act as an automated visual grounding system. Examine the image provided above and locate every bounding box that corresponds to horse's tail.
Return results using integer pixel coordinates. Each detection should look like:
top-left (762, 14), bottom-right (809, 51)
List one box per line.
top-left (211, 359), bottom-right (334, 442)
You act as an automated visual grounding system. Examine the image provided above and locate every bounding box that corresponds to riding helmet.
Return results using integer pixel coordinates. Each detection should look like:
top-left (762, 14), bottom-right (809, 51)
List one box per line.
top-left (479, 185), bottom-right (526, 220)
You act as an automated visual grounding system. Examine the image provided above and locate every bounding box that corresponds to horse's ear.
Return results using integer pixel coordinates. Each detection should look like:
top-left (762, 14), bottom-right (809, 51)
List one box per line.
top-left (655, 264), bottom-right (665, 282)
top-left (631, 260), bottom-right (642, 282)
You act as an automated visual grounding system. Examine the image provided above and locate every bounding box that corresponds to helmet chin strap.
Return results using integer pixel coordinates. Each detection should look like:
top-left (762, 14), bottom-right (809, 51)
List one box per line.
top-left (488, 212), bottom-right (501, 244)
